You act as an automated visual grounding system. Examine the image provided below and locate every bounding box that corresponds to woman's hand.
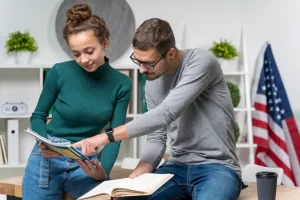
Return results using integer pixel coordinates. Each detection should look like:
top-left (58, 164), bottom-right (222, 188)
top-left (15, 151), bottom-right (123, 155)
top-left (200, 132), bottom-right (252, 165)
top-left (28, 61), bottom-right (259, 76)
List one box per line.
top-left (75, 159), bottom-right (108, 181)
top-left (38, 142), bottom-right (61, 158)
top-left (73, 133), bottom-right (108, 156)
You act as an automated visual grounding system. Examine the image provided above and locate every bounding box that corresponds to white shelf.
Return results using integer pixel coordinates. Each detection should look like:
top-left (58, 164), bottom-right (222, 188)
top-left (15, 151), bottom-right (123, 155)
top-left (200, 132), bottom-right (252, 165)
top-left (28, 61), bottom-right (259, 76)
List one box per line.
top-left (0, 163), bottom-right (27, 168)
top-left (0, 64), bottom-right (138, 70)
top-left (234, 107), bottom-right (255, 112)
top-left (0, 114), bottom-right (31, 119)
top-left (236, 143), bottom-right (257, 148)
top-left (0, 64), bottom-right (52, 69)
top-left (223, 71), bottom-right (248, 76)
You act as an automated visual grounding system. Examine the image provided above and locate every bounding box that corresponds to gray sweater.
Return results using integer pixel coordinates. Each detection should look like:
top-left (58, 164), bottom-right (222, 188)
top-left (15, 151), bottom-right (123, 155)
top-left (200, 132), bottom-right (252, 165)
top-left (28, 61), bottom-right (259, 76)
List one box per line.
top-left (126, 48), bottom-right (241, 176)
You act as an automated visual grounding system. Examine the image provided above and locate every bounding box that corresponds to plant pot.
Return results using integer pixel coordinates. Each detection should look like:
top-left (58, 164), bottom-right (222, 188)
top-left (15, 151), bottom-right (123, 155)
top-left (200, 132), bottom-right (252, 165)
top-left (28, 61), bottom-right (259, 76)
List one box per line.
top-left (218, 58), bottom-right (238, 72)
top-left (14, 52), bottom-right (32, 64)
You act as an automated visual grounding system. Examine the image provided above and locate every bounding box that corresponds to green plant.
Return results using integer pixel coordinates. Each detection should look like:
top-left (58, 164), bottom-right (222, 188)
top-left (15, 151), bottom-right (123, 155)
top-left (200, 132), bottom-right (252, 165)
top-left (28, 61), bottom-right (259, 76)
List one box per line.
top-left (227, 81), bottom-right (240, 107)
top-left (209, 39), bottom-right (238, 60)
top-left (5, 31), bottom-right (38, 53)
top-left (234, 122), bottom-right (240, 143)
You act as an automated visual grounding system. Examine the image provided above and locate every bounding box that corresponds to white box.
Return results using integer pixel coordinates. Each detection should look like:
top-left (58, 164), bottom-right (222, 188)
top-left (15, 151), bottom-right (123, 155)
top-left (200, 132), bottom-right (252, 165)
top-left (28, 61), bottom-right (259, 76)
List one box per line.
top-left (7, 119), bottom-right (19, 164)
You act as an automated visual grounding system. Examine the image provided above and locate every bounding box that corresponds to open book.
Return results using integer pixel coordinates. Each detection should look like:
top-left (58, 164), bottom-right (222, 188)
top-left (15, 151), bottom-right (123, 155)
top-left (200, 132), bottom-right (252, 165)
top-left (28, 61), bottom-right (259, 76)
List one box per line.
top-left (25, 128), bottom-right (89, 160)
top-left (78, 173), bottom-right (174, 199)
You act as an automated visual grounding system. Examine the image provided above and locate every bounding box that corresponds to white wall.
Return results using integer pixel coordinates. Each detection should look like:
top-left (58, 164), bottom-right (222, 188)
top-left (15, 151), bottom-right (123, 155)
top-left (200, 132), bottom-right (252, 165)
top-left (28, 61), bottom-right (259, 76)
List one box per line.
top-left (0, 0), bottom-right (299, 150)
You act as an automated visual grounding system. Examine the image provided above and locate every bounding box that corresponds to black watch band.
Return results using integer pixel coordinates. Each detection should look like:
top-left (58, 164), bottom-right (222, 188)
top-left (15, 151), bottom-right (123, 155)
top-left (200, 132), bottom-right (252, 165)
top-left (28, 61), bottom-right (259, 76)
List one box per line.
top-left (105, 128), bottom-right (115, 143)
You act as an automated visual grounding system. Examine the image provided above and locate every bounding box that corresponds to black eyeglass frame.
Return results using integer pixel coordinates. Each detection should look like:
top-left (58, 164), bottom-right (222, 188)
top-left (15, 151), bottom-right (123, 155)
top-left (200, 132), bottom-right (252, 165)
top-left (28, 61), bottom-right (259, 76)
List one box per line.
top-left (130, 50), bottom-right (169, 69)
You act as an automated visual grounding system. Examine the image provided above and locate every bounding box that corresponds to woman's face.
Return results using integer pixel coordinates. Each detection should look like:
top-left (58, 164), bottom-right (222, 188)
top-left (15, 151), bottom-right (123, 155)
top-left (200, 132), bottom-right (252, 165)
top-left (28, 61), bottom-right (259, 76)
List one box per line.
top-left (68, 30), bottom-right (108, 72)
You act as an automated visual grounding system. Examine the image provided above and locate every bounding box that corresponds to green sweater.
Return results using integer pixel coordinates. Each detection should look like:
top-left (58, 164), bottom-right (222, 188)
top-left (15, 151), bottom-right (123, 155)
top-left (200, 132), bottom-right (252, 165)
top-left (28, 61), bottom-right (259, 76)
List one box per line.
top-left (30, 58), bottom-right (132, 175)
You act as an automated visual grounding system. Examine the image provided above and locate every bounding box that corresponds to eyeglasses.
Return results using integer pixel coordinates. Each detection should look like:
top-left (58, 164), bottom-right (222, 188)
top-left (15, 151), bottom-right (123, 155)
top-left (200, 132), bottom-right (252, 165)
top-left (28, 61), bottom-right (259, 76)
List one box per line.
top-left (130, 51), bottom-right (168, 69)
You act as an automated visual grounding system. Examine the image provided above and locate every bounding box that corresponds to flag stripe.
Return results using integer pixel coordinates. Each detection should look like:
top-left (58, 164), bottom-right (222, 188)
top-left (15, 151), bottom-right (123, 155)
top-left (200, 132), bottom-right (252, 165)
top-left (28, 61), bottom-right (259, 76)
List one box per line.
top-left (253, 127), bottom-right (268, 140)
top-left (285, 118), bottom-right (300, 164)
top-left (254, 102), bottom-right (267, 113)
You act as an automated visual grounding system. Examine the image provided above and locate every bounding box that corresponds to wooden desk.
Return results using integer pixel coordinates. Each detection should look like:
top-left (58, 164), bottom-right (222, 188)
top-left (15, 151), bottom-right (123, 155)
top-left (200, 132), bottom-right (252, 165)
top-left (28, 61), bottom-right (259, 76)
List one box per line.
top-left (0, 167), bottom-right (132, 200)
top-left (239, 182), bottom-right (300, 200)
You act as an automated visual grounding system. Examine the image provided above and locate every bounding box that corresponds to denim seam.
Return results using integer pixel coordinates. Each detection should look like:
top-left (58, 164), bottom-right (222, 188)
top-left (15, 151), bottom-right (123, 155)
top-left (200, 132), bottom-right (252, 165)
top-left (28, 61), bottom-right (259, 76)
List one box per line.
top-left (149, 182), bottom-right (176, 200)
top-left (187, 165), bottom-right (191, 187)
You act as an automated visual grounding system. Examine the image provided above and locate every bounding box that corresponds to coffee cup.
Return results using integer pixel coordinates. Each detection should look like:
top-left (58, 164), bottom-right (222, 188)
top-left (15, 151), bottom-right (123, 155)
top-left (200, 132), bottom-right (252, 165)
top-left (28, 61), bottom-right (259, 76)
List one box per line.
top-left (256, 171), bottom-right (278, 200)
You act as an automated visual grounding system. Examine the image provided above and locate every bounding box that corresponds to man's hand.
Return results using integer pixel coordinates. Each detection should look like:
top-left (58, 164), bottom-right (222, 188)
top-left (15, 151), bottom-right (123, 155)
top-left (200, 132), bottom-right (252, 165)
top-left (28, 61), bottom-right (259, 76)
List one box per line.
top-left (38, 142), bottom-right (62, 158)
top-left (73, 133), bottom-right (109, 156)
top-left (75, 159), bottom-right (108, 181)
top-left (129, 161), bottom-right (154, 179)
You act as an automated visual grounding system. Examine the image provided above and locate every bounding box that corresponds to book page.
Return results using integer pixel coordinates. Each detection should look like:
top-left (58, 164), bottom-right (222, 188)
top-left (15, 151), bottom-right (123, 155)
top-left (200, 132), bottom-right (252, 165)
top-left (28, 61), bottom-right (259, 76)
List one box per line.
top-left (114, 173), bottom-right (173, 194)
top-left (0, 135), bottom-right (7, 164)
top-left (78, 178), bottom-right (130, 199)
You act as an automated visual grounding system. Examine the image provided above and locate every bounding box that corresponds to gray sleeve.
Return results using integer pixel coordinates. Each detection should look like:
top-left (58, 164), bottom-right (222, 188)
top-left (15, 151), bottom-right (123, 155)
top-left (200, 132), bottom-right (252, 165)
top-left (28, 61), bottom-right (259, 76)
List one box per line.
top-left (126, 50), bottom-right (221, 138)
top-left (139, 85), bottom-right (167, 169)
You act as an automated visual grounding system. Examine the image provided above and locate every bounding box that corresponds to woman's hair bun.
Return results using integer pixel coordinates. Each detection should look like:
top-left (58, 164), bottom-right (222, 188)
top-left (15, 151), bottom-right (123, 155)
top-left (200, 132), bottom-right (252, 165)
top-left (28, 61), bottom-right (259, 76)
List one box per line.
top-left (66, 4), bottom-right (92, 26)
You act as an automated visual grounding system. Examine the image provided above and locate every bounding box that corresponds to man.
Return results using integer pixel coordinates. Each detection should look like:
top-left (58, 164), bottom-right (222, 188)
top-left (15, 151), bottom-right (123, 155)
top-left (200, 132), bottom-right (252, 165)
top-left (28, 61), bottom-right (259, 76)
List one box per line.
top-left (75, 18), bottom-right (244, 200)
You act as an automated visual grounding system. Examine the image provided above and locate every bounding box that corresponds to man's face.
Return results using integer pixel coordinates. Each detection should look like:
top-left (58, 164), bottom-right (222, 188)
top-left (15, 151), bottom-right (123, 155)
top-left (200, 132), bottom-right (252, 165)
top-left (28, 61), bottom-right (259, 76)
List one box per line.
top-left (131, 48), bottom-right (169, 80)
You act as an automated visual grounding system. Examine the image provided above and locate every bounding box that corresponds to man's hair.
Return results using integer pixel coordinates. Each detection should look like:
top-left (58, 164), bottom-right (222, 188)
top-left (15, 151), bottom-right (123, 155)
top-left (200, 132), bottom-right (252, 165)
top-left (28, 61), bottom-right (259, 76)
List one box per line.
top-left (132, 18), bottom-right (176, 55)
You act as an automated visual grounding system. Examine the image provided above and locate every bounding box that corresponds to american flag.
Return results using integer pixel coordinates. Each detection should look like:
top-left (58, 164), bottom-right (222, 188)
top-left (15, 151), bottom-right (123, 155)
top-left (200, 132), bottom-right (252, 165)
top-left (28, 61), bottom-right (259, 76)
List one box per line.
top-left (252, 43), bottom-right (300, 186)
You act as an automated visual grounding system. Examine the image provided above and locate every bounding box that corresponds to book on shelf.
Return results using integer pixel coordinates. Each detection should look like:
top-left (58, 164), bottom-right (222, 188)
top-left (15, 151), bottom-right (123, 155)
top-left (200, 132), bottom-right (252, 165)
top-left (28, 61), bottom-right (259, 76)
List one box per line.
top-left (0, 135), bottom-right (8, 164)
top-left (78, 173), bottom-right (173, 200)
top-left (25, 128), bottom-right (91, 160)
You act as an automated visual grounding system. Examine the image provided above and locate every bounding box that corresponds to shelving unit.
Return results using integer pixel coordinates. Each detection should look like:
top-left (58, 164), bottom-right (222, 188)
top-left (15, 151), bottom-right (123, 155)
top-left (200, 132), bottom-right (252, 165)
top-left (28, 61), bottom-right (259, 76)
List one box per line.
top-left (221, 30), bottom-right (256, 166)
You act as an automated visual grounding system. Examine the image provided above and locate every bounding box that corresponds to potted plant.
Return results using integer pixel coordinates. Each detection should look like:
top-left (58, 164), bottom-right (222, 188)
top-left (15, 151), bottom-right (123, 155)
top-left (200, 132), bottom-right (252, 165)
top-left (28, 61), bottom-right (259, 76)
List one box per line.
top-left (5, 31), bottom-right (38, 64)
top-left (227, 81), bottom-right (240, 107)
top-left (209, 39), bottom-right (239, 71)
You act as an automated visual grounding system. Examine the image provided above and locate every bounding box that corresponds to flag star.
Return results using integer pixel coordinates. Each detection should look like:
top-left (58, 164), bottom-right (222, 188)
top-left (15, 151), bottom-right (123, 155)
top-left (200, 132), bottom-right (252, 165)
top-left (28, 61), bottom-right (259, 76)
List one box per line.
top-left (277, 98), bottom-right (282, 103)
top-left (268, 91), bottom-right (272, 96)
top-left (270, 68), bottom-right (273, 72)
top-left (261, 86), bottom-right (266, 91)
top-left (270, 107), bottom-right (274, 111)
top-left (271, 76), bottom-right (275, 80)
top-left (277, 115), bottom-right (281, 120)
top-left (265, 68), bottom-right (269, 72)
top-left (274, 99), bottom-right (278, 104)
top-left (268, 99), bottom-right (272, 104)
top-left (267, 84), bottom-right (270, 88)
top-left (273, 92), bottom-right (277, 96)
top-left (281, 109), bottom-right (285, 114)
top-left (274, 86), bottom-right (278, 91)
top-left (266, 76), bottom-right (270, 80)
top-left (264, 60), bottom-right (268, 64)
top-left (272, 84), bottom-right (275, 88)
top-left (276, 107), bottom-right (280, 112)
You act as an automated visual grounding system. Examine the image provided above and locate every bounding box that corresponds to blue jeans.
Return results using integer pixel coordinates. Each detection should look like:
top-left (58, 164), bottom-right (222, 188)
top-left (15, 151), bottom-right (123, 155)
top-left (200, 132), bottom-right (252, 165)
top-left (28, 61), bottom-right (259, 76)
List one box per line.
top-left (22, 136), bottom-right (102, 200)
top-left (119, 163), bottom-right (244, 200)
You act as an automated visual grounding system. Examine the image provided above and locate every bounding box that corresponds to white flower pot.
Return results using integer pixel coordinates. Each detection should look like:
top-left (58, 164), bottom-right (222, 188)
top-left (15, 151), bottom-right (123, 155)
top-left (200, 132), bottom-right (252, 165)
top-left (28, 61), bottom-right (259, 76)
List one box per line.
top-left (218, 58), bottom-right (238, 73)
top-left (14, 52), bottom-right (32, 64)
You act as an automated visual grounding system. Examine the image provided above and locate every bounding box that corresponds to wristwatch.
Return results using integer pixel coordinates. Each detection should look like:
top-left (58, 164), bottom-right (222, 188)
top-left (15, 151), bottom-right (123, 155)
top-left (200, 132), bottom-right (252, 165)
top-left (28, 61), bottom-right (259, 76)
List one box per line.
top-left (105, 128), bottom-right (115, 143)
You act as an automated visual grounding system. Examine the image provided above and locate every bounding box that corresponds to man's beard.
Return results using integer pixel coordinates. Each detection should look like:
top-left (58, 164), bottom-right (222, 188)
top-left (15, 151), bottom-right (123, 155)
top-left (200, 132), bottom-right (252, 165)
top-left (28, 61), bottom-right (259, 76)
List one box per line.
top-left (146, 63), bottom-right (169, 81)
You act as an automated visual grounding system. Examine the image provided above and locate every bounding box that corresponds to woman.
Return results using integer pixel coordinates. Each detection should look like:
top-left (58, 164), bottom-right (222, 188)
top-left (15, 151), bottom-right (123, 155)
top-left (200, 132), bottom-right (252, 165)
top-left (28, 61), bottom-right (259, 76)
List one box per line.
top-left (22, 3), bottom-right (132, 199)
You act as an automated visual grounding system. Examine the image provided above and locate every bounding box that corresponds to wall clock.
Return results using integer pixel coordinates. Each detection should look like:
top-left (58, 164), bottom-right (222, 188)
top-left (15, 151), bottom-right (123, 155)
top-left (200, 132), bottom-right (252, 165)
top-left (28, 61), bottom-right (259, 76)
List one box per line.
top-left (55, 0), bottom-right (136, 63)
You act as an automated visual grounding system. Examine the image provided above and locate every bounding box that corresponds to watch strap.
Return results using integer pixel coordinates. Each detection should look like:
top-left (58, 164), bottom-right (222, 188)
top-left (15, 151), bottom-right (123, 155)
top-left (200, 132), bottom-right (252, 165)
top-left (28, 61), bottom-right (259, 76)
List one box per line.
top-left (105, 128), bottom-right (115, 143)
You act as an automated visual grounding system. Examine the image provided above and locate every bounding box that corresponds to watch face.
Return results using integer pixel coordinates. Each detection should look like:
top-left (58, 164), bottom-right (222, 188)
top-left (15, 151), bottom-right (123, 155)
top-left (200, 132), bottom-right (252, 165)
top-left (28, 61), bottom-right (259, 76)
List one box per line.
top-left (55, 0), bottom-right (136, 63)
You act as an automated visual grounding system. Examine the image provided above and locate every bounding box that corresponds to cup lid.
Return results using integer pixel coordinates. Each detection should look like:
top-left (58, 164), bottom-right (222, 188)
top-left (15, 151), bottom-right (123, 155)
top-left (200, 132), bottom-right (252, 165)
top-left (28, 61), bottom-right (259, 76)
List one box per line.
top-left (256, 171), bottom-right (278, 178)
